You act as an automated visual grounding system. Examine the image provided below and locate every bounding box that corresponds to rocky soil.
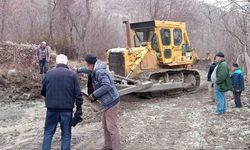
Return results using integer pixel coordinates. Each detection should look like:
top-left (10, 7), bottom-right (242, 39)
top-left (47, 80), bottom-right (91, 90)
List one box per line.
top-left (1, 81), bottom-right (250, 150)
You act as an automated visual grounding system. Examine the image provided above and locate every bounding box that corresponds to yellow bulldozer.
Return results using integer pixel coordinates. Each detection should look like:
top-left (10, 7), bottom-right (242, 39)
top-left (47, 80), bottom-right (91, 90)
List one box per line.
top-left (106, 20), bottom-right (200, 97)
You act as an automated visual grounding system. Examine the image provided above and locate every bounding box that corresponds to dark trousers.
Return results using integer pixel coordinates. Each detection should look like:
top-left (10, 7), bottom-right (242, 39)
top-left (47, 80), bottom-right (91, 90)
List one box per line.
top-left (42, 110), bottom-right (72, 150)
top-left (39, 59), bottom-right (48, 74)
top-left (233, 91), bottom-right (242, 108)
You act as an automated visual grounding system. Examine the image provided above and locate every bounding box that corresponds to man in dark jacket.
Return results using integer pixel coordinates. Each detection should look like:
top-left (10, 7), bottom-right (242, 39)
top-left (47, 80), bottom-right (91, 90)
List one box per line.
top-left (36, 41), bottom-right (49, 74)
top-left (214, 52), bottom-right (232, 115)
top-left (77, 54), bottom-right (120, 150)
top-left (41, 54), bottom-right (83, 150)
top-left (231, 63), bottom-right (244, 108)
top-left (207, 57), bottom-right (217, 102)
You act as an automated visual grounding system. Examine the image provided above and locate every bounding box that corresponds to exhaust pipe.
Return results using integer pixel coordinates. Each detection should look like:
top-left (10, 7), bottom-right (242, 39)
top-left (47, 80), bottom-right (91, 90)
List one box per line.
top-left (123, 20), bottom-right (132, 47)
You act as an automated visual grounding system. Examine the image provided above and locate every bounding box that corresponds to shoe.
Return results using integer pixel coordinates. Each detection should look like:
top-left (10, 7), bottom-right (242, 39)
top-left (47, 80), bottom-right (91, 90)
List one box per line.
top-left (208, 100), bottom-right (214, 103)
top-left (234, 108), bottom-right (240, 112)
top-left (215, 112), bottom-right (224, 115)
top-left (96, 147), bottom-right (112, 150)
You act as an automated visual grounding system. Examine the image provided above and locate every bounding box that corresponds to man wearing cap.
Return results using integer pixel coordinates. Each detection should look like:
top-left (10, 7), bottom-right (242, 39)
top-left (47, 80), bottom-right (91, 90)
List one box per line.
top-left (212, 52), bottom-right (232, 115)
top-left (41, 54), bottom-right (83, 150)
top-left (76, 54), bottom-right (121, 150)
top-left (36, 41), bottom-right (49, 74)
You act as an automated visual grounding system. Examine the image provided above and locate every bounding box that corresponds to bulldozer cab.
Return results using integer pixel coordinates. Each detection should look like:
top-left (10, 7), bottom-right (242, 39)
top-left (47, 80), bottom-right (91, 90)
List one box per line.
top-left (130, 20), bottom-right (196, 67)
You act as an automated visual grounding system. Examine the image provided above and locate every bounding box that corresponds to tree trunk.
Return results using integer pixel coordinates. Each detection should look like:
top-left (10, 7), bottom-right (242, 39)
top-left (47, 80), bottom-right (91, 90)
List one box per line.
top-left (244, 48), bottom-right (250, 83)
top-left (0, 0), bottom-right (7, 42)
top-left (78, 0), bottom-right (91, 60)
top-left (48, 0), bottom-right (56, 49)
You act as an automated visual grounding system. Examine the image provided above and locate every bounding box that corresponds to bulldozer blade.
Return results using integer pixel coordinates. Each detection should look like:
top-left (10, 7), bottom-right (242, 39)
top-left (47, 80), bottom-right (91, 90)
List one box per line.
top-left (118, 81), bottom-right (153, 96)
top-left (136, 82), bottom-right (192, 93)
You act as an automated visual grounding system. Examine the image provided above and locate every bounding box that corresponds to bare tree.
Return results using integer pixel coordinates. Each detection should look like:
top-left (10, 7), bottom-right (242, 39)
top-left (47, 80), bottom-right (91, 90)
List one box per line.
top-left (0, 0), bottom-right (7, 42)
top-left (48, 0), bottom-right (56, 49)
top-left (74, 0), bottom-right (91, 59)
top-left (0, 0), bottom-right (248, 62)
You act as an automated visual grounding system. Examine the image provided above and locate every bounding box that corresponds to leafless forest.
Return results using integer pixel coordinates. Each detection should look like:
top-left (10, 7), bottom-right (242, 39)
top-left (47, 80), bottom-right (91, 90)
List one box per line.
top-left (0, 0), bottom-right (249, 60)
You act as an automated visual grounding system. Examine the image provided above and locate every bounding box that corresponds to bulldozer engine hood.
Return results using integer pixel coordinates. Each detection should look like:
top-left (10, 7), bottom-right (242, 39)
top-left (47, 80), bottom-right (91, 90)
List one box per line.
top-left (107, 48), bottom-right (126, 53)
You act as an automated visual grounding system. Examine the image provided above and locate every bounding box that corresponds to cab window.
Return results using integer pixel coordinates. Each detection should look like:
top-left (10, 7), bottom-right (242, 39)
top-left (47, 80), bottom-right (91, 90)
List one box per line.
top-left (160, 29), bottom-right (171, 46)
top-left (151, 33), bottom-right (159, 52)
top-left (134, 29), bottom-right (154, 47)
top-left (173, 29), bottom-right (182, 46)
top-left (134, 31), bottom-right (143, 47)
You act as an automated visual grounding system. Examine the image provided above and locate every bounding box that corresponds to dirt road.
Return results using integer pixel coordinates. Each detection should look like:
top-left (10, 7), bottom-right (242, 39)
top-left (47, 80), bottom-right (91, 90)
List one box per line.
top-left (1, 86), bottom-right (250, 150)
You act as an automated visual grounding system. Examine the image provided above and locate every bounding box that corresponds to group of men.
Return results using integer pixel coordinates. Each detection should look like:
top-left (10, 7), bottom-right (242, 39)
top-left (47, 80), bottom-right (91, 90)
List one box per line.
top-left (38, 42), bottom-right (120, 150)
top-left (207, 52), bottom-right (245, 115)
top-left (37, 40), bottom-right (245, 149)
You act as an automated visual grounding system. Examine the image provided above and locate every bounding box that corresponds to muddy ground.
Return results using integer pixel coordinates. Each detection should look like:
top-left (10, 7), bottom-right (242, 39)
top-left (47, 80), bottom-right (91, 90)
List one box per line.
top-left (1, 80), bottom-right (250, 150)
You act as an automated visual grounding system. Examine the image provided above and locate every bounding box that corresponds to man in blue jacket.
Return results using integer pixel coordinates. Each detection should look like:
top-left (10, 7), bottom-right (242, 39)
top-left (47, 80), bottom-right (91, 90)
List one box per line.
top-left (231, 63), bottom-right (244, 108)
top-left (76, 54), bottom-right (120, 150)
top-left (41, 54), bottom-right (83, 150)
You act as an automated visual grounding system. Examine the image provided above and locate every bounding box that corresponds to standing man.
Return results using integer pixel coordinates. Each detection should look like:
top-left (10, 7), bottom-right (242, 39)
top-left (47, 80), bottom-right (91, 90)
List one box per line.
top-left (231, 63), bottom-right (244, 108)
top-left (41, 54), bottom-right (83, 150)
top-left (77, 54), bottom-right (121, 150)
top-left (213, 52), bottom-right (232, 115)
top-left (207, 56), bottom-right (217, 102)
top-left (37, 41), bottom-right (49, 74)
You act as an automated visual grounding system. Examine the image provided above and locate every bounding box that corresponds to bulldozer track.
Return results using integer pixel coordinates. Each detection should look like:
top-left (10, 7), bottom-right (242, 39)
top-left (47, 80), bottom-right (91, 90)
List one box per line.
top-left (135, 69), bottom-right (200, 98)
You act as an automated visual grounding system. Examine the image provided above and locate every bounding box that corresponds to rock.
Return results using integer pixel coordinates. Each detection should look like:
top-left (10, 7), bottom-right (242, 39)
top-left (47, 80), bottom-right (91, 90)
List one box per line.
top-left (7, 69), bottom-right (17, 78)
top-left (0, 75), bottom-right (9, 88)
top-left (22, 93), bottom-right (31, 100)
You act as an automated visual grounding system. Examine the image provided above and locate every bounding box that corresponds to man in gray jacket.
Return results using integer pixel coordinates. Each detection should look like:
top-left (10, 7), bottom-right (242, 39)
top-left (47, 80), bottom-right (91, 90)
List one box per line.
top-left (36, 41), bottom-right (49, 74)
top-left (77, 54), bottom-right (120, 150)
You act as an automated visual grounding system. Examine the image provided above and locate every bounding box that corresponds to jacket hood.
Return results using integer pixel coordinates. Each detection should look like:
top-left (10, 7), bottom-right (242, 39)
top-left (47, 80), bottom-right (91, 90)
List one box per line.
top-left (94, 60), bottom-right (107, 71)
top-left (234, 68), bottom-right (243, 75)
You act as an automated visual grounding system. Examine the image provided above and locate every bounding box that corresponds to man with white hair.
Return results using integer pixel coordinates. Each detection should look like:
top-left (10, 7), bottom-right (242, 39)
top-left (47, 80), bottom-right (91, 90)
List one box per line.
top-left (41, 54), bottom-right (83, 150)
top-left (36, 41), bottom-right (49, 74)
